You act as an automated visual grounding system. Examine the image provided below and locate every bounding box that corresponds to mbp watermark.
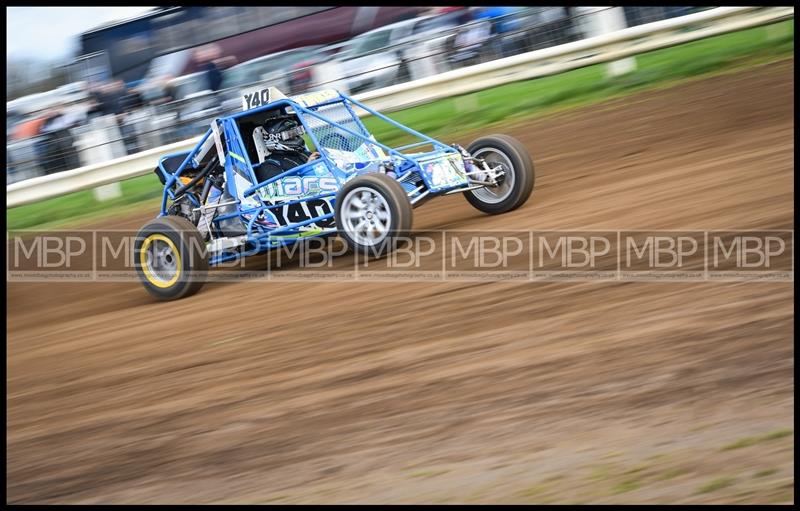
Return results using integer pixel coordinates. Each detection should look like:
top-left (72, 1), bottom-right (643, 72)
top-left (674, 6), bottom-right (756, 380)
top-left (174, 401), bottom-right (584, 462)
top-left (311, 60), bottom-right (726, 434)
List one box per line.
top-left (533, 231), bottom-right (617, 280)
top-left (620, 231), bottom-right (706, 280)
top-left (707, 231), bottom-right (793, 280)
top-left (8, 231), bottom-right (94, 280)
top-left (445, 231), bottom-right (530, 281)
top-left (354, 234), bottom-right (441, 281)
top-left (6, 229), bottom-right (794, 283)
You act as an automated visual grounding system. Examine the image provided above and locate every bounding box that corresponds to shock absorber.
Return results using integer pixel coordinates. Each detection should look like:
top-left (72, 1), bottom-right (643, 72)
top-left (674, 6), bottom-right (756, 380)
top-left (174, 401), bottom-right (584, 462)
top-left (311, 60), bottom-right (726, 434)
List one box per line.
top-left (453, 143), bottom-right (486, 182)
top-left (199, 173), bottom-right (225, 238)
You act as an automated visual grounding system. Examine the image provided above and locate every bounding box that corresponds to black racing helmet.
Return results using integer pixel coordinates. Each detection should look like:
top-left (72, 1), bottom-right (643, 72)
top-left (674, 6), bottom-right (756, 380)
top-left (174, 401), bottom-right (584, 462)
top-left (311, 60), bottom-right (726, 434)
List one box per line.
top-left (263, 116), bottom-right (307, 153)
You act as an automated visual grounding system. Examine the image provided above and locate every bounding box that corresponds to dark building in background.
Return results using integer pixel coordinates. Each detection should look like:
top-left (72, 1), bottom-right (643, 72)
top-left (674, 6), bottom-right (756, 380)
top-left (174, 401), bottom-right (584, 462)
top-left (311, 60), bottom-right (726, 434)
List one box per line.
top-left (78, 6), bottom-right (426, 84)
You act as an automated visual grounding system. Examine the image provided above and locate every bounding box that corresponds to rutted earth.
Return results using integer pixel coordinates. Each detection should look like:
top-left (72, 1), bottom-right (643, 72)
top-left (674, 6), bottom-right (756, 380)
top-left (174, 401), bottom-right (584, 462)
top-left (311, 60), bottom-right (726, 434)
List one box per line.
top-left (6, 60), bottom-right (794, 504)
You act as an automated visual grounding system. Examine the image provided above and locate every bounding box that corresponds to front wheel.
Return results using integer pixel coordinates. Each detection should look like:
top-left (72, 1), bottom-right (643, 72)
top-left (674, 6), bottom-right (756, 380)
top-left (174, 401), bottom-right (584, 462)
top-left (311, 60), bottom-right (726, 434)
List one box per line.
top-left (464, 134), bottom-right (535, 214)
top-left (134, 216), bottom-right (209, 301)
top-left (335, 173), bottom-right (413, 257)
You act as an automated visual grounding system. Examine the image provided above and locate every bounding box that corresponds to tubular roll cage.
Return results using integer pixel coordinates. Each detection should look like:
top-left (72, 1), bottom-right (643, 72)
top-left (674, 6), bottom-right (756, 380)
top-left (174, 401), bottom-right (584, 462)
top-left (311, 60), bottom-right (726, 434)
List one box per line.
top-left (155, 91), bottom-right (460, 265)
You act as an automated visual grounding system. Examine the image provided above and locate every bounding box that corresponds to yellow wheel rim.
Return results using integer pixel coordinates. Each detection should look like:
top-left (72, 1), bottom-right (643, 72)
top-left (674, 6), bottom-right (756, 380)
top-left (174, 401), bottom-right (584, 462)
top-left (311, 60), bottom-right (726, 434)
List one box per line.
top-left (140, 233), bottom-right (182, 288)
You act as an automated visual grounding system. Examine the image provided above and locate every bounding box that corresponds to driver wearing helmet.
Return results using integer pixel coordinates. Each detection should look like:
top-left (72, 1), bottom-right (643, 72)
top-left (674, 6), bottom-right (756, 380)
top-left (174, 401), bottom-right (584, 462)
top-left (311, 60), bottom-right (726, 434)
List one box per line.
top-left (253, 116), bottom-right (319, 183)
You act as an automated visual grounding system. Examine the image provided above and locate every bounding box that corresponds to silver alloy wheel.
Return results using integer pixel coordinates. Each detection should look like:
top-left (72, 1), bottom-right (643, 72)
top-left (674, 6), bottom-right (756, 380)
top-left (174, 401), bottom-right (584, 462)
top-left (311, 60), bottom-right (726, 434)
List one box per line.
top-left (470, 148), bottom-right (516, 204)
top-left (146, 239), bottom-right (179, 283)
top-left (340, 186), bottom-right (392, 247)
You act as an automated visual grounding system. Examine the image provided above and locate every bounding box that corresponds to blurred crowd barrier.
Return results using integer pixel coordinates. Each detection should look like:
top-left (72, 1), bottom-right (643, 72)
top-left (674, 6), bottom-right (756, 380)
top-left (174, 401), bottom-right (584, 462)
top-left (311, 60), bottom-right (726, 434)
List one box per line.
top-left (6, 6), bottom-right (708, 186)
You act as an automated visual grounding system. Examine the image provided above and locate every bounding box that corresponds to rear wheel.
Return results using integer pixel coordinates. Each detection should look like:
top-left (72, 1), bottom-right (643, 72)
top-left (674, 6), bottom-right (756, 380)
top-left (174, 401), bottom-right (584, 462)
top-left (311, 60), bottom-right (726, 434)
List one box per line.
top-left (335, 173), bottom-right (413, 257)
top-left (134, 216), bottom-right (209, 301)
top-left (464, 134), bottom-right (535, 214)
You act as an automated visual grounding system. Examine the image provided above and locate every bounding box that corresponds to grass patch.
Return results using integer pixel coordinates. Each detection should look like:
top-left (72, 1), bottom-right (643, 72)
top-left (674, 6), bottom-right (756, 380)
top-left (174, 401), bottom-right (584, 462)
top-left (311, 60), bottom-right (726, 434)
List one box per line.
top-left (722, 437), bottom-right (761, 450)
top-left (644, 452), bottom-right (670, 462)
top-left (762, 429), bottom-right (794, 441)
top-left (7, 173), bottom-right (162, 232)
top-left (623, 463), bottom-right (651, 475)
top-left (408, 468), bottom-right (450, 479)
top-left (6, 20), bottom-right (794, 231)
top-left (258, 495), bottom-right (290, 503)
top-left (517, 483), bottom-right (550, 499)
top-left (721, 429), bottom-right (794, 451)
top-left (611, 478), bottom-right (642, 494)
top-left (589, 464), bottom-right (614, 481)
top-left (753, 468), bottom-right (779, 478)
top-left (515, 474), bottom-right (565, 501)
top-left (696, 476), bottom-right (735, 494)
top-left (658, 467), bottom-right (691, 481)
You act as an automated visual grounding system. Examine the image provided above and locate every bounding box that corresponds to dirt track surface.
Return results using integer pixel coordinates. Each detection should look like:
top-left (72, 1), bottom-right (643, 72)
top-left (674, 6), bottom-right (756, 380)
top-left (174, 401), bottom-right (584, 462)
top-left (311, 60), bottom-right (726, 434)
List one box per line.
top-left (7, 61), bottom-right (794, 504)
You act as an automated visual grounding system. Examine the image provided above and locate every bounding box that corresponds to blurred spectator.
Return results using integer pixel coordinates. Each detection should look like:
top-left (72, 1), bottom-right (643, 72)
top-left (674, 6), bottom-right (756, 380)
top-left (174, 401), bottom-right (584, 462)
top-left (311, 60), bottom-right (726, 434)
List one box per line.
top-left (450, 10), bottom-right (492, 68)
top-left (164, 76), bottom-right (178, 105)
top-left (426, 6), bottom-right (466, 16)
top-left (438, 6), bottom-right (466, 15)
top-left (12, 115), bottom-right (48, 141)
top-left (206, 63), bottom-right (222, 91)
top-left (289, 59), bottom-right (315, 95)
top-left (83, 79), bottom-right (145, 156)
top-left (142, 75), bottom-right (178, 106)
top-left (217, 55), bottom-right (238, 71)
top-left (35, 107), bottom-right (81, 174)
top-left (541, 7), bottom-right (569, 23)
top-left (470, 6), bottom-right (524, 58)
top-left (118, 83), bottom-right (145, 155)
top-left (523, 7), bottom-right (575, 53)
top-left (120, 85), bottom-right (144, 113)
top-left (196, 44), bottom-right (224, 92)
top-left (474, 6), bottom-right (522, 34)
top-left (86, 82), bottom-right (107, 119)
top-left (98, 80), bottom-right (127, 117)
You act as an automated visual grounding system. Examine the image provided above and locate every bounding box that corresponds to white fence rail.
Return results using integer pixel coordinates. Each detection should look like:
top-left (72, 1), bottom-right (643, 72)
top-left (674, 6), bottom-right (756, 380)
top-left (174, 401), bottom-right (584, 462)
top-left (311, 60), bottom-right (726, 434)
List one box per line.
top-left (6, 6), bottom-right (793, 208)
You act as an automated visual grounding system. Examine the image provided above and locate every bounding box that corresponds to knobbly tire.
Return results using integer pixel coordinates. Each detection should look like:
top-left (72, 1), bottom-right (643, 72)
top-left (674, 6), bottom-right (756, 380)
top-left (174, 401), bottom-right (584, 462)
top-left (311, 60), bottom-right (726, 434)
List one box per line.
top-left (134, 215), bottom-right (209, 301)
top-left (465, 134), bottom-right (535, 214)
top-left (335, 173), bottom-right (413, 258)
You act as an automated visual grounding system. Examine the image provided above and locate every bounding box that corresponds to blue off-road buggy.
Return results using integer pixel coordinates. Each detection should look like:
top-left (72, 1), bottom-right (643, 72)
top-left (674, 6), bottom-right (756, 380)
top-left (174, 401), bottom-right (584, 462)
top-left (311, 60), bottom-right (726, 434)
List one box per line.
top-left (135, 87), bottom-right (535, 299)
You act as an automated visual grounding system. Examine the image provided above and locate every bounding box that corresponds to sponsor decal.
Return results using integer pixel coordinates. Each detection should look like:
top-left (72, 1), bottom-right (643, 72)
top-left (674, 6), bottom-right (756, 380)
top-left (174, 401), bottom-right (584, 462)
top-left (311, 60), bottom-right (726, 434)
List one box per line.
top-left (257, 176), bottom-right (339, 202)
top-left (259, 198), bottom-right (336, 229)
top-left (421, 154), bottom-right (467, 189)
top-left (292, 89), bottom-right (339, 107)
